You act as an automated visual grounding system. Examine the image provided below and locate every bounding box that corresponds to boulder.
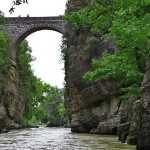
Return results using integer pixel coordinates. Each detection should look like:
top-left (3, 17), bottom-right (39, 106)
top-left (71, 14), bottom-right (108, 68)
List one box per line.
top-left (117, 122), bottom-right (131, 143)
top-left (25, 124), bottom-right (39, 128)
top-left (97, 118), bottom-right (118, 135)
top-left (0, 117), bottom-right (6, 133)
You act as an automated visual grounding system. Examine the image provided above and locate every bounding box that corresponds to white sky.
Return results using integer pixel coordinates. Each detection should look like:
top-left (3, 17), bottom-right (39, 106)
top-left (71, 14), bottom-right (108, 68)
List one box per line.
top-left (0, 0), bottom-right (67, 88)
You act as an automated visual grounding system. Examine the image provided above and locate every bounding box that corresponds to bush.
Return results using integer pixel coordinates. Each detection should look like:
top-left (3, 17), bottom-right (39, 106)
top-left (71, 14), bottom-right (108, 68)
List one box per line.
top-left (127, 135), bottom-right (137, 145)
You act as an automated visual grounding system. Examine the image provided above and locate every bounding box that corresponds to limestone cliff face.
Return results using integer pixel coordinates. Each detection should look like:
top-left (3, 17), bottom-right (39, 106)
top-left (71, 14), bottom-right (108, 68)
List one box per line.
top-left (64, 0), bottom-right (123, 133)
top-left (0, 54), bottom-right (24, 132)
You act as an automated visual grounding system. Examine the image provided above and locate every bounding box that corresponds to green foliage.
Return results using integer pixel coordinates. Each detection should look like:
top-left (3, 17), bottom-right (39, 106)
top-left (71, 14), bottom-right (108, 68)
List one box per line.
top-left (0, 12), bottom-right (11, 96)
top-left (58, 102), bottom-right (66, 117)
top-left (17, 40), bottom-right (35, 120)
top-left (127, 135), bottom-right (137, 145)
top-left (66, 0), bottom-right (150, 100)
top-left (0, 31), bottom-right (8, 66)
top-left (84, 51), bottom-right (143, 100)
top-left (65, 7), bottom-right (92, 30)
top-left (0, 31), bottom-right (8, 93)
top-left (30, 116), bottom-right (37, 124)
top-left (44, 87), bottom-right (68, 123)
top-left (17, 40), bottom-right (68, 125)
top-left (0, 12), bottom-right (10, 69)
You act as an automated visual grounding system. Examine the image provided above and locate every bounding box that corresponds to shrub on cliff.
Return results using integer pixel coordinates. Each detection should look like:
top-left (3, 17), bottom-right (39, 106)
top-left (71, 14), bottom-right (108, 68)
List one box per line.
top-left (0, 12), bottom-right (11, 96)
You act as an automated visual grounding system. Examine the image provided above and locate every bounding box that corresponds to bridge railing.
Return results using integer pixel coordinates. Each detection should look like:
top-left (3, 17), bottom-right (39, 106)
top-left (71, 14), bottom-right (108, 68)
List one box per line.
top-left (5, 16), bottom-right (64, 23)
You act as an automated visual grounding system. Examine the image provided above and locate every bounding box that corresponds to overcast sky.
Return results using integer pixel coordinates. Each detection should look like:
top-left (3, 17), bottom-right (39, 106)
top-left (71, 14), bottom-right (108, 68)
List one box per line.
top-left (0, 0), bottom-right (67, 88)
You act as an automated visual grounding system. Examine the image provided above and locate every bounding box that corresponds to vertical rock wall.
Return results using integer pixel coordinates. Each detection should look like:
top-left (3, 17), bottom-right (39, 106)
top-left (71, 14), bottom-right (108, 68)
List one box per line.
top-left (64, 0), bottom-right (122, 133)
top-left (0, 53), bottom-right (24, 132)
top-left (136, 53), bottom-right (150, 150)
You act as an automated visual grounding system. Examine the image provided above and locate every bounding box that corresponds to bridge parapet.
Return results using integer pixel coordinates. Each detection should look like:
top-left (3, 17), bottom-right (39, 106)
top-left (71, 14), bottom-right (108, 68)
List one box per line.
top-left (5, 16), bottom-right (65, 23)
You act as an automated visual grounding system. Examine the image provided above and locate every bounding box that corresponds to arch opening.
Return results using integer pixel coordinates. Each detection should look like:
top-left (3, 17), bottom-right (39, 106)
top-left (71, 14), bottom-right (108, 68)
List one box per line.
top-left (25, 29), bottom-right (64, 88)
top-left (13, 25), bottom-right (63, 51)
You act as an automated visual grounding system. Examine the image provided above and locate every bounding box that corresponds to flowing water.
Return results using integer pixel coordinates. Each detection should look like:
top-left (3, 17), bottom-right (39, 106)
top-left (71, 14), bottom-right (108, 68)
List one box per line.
top-left (0, 127), bottom-right (136, 150)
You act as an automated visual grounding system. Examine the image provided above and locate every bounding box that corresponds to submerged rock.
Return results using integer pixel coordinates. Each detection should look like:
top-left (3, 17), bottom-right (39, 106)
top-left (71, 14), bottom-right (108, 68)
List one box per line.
top-left (1, 128), bottom-right (9, 133)
top-left (0, 117), bottom-right (7, 133)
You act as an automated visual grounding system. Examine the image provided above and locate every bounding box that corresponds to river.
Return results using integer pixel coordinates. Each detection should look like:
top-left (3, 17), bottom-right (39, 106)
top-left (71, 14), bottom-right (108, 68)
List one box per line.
top-left (0, 127), bottom-right (136, 150)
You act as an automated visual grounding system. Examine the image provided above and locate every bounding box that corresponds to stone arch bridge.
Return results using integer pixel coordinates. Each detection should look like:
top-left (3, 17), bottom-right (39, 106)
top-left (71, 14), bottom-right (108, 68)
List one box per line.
top-left (2, 16), bottom-right (66, 125)
top-left (4, 16), bottom-right (65, 55)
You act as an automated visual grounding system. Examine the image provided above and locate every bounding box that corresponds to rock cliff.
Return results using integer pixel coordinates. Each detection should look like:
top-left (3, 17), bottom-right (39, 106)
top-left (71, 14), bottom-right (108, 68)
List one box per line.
top-left (136, 53), bottom-right (150, 150)
top-left (64, 1), bottom-right (150, 149)
top-left (64, 0), bottom-right (129, 135)
top-left (0, 52), bottom-right (24, 132)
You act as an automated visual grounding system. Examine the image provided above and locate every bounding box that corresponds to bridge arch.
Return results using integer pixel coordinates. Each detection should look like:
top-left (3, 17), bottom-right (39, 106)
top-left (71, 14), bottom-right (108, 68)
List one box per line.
top-left (13, 25), bottom-right (63, 50)
top-left (4, 16), bottom-right (65, 52)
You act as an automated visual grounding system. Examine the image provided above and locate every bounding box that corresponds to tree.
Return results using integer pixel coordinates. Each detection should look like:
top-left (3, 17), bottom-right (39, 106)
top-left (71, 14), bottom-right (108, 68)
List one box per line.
top-left (9, 0), bottom-right (28, 14)
top-left (0, 12), bottom-right (11, 96)
top-left (15, 38), bottom-right (68, 125)
top-left (65, 0), bottom-right (150, 100)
